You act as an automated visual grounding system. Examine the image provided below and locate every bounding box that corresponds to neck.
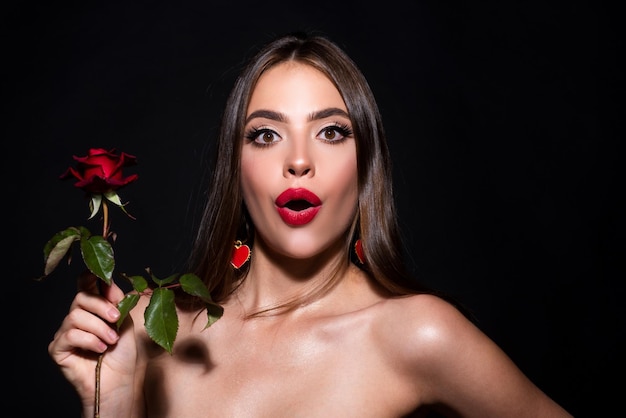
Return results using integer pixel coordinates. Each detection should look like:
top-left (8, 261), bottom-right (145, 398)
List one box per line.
top-left (230, 242), bottom-right (352, 317)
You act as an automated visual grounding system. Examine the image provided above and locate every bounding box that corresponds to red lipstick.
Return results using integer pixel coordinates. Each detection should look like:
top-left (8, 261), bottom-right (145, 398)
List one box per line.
top-left (275, 188), bottom-right (322, 226)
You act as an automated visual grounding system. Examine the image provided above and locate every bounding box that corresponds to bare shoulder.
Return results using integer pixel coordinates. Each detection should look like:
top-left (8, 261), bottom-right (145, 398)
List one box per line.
top-left (380, 292), bottom-right (467, 321)
top-left (375, 293), bottom-right (476, 338)
top-left (371, 294), bottom-right (573, 417)
top-left (372, 293), bottom-right (480, 365)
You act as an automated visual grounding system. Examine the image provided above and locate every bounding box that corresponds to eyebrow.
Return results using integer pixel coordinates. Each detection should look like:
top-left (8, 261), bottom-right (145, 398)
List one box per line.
top-left (245, 107), bottom-right (349, 124)
top-left (310, 107), bottom-right (350, 120)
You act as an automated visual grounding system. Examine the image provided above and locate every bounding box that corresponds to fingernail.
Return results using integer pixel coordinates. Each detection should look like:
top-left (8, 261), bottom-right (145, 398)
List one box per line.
top-left (108, 329), bottom-right (119, 341)
top-left (109, 308), bottom-right (120, 320)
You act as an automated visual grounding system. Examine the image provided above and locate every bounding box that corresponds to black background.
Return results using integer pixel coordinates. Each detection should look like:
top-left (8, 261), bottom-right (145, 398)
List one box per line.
top-left (5, 1), bottom-right (620, 416)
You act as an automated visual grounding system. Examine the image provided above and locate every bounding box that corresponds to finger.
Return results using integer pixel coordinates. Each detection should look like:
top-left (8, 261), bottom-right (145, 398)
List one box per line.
top-left (70, 288), bottom-right (121, 324)
top-left (76, 270), bottom-right (124, 308)
top-left (100, 279), bottom-right (126, 306)
top-left (50, 307), bottom-right (120, 357)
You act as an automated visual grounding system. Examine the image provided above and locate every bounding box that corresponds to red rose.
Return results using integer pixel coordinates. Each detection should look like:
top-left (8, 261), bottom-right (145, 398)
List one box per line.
top-left (60, 148), bottom-right (139, 193)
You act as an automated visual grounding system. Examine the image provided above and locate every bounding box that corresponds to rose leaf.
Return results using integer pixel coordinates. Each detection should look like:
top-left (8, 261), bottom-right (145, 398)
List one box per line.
top-left (205, 303), bottom-right (224, 329)
top-left (179, 273), bottom-right (224, 328)
top-left (88, 194), bottom-right (102, 220)
top-left (42, 227), bottom-right (83, 276)
top-left (150, 272), bottom-right (178, 287)
top-left (80, 235), bottom-right (115, 285)
top-left (116, 293), bottom-right (140, 329)
top-left (121, 273), bottom-right (149, 293)
top-left (144, 287), bottom-right (178, 354)
top-left (179, 273), bottom-right (212, 301)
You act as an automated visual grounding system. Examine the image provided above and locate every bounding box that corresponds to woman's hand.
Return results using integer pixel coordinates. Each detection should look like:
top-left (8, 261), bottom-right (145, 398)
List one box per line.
top-left (48, 271), bottom-right (138, 416)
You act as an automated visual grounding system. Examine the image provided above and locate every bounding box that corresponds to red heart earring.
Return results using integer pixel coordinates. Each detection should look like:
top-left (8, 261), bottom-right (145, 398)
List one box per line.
top-left (354, 239), bottom-right (365, 264)
top-left (231, 240), bottom-right (251, 269)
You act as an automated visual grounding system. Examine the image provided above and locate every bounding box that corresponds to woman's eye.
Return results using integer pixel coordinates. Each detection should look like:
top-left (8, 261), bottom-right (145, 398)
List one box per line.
top-left (245, 128), bottom-right (280, 146)
top-left (322, 128), bottom-right (339, 141)
top-left (259, 131), bottom-right (275, 143)
top-left (317, 125), bottom-right (353, 143)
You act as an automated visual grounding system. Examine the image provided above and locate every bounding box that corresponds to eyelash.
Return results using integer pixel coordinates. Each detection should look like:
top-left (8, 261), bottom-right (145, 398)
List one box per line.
top-left (321, 124), bottom-right (353, 144)
top-left (244, 123), bottom-right (354, 147)
top-left (244, 128), bottom-right (278, 146)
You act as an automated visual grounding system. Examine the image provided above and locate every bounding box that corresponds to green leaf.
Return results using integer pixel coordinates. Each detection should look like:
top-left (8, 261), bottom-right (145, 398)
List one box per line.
top-left (88, 194), bottom-right (102, 220)
top-left (179, 273), bottom-right (212, 302)
top-left (43, 227), bottom-right (81, 259)
top-left (144, 288), bottom-right (178, 354)
top-left (179, 273), bottom-right (223, 328)
top-left (121, 273), bottom-right (148, 293)
top-left (116, 293), bottom-right (140, 329)
top-left (104, 191), bottom-right (135, 219)
top-left (103, 191), bottom-right (123, 207)
top-left (42, 227), bottom-right (83, 276)
top-left (80, 235), bottom-right (114, 285)
top-left (150, 272), bottom-right (178, 287)
top-left (77, 225), bottom-right (92, 238)
top-left (205, 303), bottom-right (224, 329)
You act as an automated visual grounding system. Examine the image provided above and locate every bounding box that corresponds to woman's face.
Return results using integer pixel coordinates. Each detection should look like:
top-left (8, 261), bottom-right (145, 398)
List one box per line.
top-left (241, 61), bottom-right (358, 261)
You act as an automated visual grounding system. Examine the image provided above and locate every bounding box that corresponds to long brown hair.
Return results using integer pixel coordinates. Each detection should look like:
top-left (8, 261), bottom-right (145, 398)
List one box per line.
top-left (187, 32), bottom-right (431, 315)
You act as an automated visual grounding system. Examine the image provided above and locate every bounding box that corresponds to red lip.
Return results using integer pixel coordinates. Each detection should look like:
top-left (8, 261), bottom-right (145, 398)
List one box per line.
top-left (275, 188), bottom-right (322, 226)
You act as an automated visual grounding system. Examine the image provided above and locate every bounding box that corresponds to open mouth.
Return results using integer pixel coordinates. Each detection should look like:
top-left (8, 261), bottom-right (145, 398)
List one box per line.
top-left (275, 188), bottom-right (322, 226)
top-left (284, 199), bottom-right (313, 211)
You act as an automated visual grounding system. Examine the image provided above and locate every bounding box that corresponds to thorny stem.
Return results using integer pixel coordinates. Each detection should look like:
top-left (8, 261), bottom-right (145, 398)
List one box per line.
top-left (95, 354), bottom-right (103, 418)
top-left (102, 200), bottom-right (109, 238)
top-left (94, 199), bottom-right (109, 418)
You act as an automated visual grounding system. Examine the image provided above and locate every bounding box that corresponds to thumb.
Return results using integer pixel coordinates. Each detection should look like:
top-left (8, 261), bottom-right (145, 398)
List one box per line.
top-left (77, 270), bottom-right (125, 304)
top-left (100, 277), bottom-right (126, 305)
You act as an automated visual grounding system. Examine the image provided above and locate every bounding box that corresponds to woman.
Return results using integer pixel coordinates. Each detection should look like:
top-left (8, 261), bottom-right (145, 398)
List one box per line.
top-left (49, 32), bottom-right (572, 417)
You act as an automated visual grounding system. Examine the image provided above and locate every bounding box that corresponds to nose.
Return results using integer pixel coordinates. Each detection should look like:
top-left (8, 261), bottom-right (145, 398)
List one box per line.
top-left (284, 137), bottom-right (314, 178)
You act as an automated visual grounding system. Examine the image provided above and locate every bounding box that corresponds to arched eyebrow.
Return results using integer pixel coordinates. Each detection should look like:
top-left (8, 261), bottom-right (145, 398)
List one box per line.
top-left (245, 109), bottom-right (285, 124)
top-left (309, 107), bottom-right (350, 121)
top-left (245, 107), bottom-right (349, 124)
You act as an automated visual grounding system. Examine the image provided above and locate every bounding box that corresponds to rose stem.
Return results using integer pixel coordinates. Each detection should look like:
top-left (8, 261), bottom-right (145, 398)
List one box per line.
top-left (102, 200), bottom-right (109, 238)
top-left (94, 198), bottom-right (110, 418)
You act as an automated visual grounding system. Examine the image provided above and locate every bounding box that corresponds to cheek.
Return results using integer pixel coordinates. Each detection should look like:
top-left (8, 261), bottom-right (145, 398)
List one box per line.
top-left (240, 154), bottom-right (270, 206)
top-left (327, 153), bottom-right (359, 208)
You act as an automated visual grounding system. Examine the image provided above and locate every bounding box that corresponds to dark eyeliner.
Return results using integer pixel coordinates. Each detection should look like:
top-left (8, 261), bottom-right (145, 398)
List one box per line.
top-left (244, 127), bottom-right (262, 141)
top-left (333, 123), bottom-right (353, 137)
top-left (321, 123), bottom-right (353, 144)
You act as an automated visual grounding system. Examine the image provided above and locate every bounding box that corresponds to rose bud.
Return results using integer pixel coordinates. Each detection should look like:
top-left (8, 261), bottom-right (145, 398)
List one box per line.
top-left (60, 148), bottom-right (138, 194)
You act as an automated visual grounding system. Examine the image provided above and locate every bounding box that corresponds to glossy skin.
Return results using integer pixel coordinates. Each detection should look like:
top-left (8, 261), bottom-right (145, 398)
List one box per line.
top-left (48, 63), bottom-right (572, 417)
